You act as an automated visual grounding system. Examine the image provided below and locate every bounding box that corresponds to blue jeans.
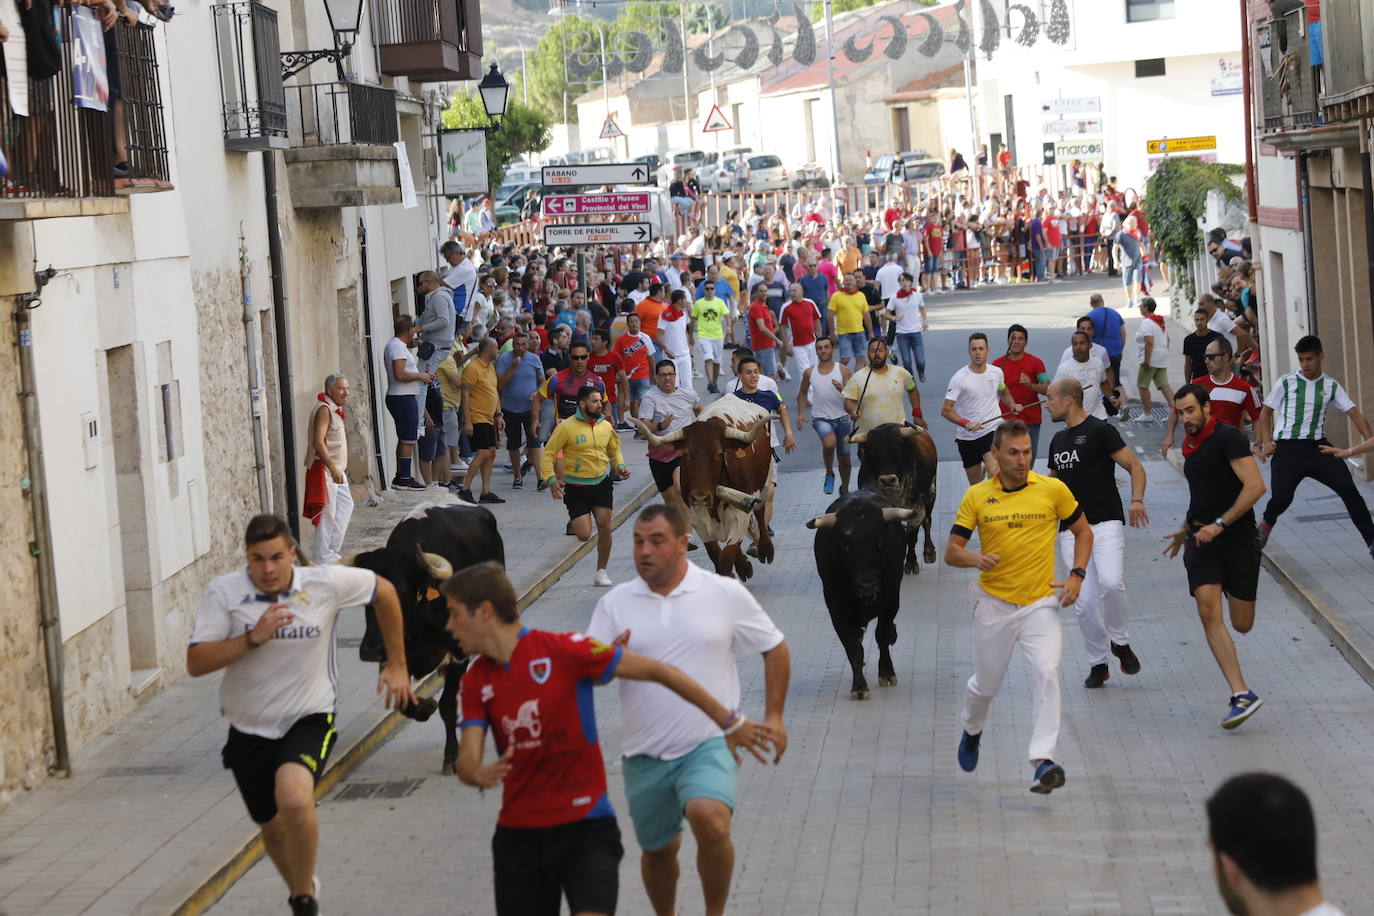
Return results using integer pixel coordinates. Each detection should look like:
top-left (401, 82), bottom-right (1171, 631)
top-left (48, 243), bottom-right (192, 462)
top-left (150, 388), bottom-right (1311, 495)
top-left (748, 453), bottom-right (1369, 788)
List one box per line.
top-left (1032, 249), bottom-right (1048, 281)
top-left (755, 347), bottom-right (777, 377)
top-left (895, 332), bottom-right (925, 377)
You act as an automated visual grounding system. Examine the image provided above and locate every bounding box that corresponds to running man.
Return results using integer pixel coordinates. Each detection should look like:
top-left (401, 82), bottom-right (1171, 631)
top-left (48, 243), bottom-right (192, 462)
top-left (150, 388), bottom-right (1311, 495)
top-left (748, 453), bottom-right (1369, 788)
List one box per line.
top-left (188, 515), bottom-right (417, 916)
top-left (732, 355), bottom-right (797, 534)
top-left (1046, 378), bottom-right (1147, 688)
top-left (1161, 335), bottom-right (1260, 459)
top-left (1164, 384), bottom-right (1267, 729)
top-left (842, 336), bottom-right (923, 436)
top-left (691, 285), bottom-right (729, 393)
top-left (945, 420), bottom-right (1093, 794)
top-left (1053, 331), bottom-right (1109, 420)
top-left (588, 505), bottom-right (790, 916)
top-left (638, 359), bottom-right (704, 526)
top-left (994, 324), bottom-right (1049, 462)
top-left (779, 283), bottom-right (823, 374)
top-left (540, 386), bottom-right (631, 587)
top-left (796, 336), bottom-right (854, 495)
top-left (449, 559), bottom-right (776, 916)
top-left (1255, 335), bottom-right (1374, 556)
top-left (943, 332), bottom-right (1020, 485)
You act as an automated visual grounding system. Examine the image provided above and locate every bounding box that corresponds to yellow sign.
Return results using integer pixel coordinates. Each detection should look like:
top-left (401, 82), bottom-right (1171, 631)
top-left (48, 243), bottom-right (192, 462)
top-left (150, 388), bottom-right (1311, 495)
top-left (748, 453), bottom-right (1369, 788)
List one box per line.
top-left (1146, 136), bottom-right (1217, 154)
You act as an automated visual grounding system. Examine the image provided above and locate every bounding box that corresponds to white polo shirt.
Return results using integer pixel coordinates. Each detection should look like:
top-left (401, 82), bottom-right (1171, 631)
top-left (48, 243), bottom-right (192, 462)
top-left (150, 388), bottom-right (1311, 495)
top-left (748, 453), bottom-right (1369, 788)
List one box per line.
top-left (190, 565), bottom-right (377, 739)
top-left (587, 561), bottom-right (785, 760)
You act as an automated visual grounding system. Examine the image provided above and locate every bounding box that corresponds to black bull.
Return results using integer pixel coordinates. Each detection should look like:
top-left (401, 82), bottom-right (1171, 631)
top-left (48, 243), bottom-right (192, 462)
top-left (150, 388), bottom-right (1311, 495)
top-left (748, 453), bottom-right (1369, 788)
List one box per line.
top-left (347, 504), bottom-right (505, 773)
top-left (850, 422), bottom-right (938, 574)
top-left (808, 491), bottom-right (916, 699)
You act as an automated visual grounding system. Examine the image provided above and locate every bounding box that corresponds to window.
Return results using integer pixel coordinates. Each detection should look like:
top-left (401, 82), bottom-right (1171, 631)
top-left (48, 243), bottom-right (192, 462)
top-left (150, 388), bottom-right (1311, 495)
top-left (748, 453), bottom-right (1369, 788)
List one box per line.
top-left (1126, 0), bottom-right (1174, 22)
top-left (1135, 58), bottom-right (1167, 78)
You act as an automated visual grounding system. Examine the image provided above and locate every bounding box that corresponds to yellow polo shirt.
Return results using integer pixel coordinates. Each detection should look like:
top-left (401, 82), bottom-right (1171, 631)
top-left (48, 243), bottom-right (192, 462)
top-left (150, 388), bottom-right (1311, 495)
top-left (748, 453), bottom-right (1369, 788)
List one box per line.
top-left (952, 472), bottom-right (1081, 606)
top-left (828, 291), bottom-right (869, 336)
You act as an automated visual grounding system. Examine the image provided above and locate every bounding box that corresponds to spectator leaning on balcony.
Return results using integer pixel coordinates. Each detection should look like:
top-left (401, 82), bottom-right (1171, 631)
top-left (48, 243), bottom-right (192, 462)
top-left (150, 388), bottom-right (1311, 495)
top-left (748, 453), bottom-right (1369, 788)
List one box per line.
top-left (441, 241), bottom-right (478, 332)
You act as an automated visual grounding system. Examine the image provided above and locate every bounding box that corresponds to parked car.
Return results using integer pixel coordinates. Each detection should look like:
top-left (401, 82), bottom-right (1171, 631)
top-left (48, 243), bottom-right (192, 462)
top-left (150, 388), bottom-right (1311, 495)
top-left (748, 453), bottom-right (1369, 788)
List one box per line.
top-left (701, 146), bottom-right (756, 192)
top-left (630, 153), bottom-right (660, 177)
top-left (744, 154), bottom-right (789, 191)
top-left (502, 163), bottom-right (540, 187)
top-left (494, 182), bottom-right (541, 224)
top-left (896, 154), bottom-right (946, 182)
top-left (791, 163), bottom-right (830, 188)
top-left (863, 149), bottom-right (936, 184)
top-left (657, 148), bottom-right (706, 187)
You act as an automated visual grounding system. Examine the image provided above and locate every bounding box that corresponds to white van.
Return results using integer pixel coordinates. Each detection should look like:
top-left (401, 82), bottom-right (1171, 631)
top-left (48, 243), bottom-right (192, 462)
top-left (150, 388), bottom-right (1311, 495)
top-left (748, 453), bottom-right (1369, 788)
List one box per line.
top-left (657, 148), bottom-right (706, 187)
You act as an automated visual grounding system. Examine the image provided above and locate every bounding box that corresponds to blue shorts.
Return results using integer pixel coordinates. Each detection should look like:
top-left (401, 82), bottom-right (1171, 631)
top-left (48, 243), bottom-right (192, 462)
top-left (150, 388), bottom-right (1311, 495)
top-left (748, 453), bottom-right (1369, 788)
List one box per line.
top-left (385, 394), bottom-right (420, 442)
top-left (755, 347), bottom-right (777, 377)
top-left (622, 737), bottom-right (737, 852)
top-left (923, 254), bottom-right (939, 274)
top-left (811, 415), bottom-right (853, 459)
top-left (629, 377), bottom-right (651, 402)
top-left (836, 332), bottom-right (868, 360)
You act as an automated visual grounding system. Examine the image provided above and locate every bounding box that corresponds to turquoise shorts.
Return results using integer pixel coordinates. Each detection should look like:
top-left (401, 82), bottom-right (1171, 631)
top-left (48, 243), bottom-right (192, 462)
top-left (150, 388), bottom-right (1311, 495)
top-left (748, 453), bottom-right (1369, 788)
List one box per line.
top-left (622, 737), bottom-right (737, 851)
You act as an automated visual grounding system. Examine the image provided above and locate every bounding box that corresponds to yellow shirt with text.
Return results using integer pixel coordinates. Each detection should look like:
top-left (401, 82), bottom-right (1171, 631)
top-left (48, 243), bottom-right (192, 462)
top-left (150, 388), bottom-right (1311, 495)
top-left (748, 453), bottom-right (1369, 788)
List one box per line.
top-left (952, 472), bottom-right (1081, 606)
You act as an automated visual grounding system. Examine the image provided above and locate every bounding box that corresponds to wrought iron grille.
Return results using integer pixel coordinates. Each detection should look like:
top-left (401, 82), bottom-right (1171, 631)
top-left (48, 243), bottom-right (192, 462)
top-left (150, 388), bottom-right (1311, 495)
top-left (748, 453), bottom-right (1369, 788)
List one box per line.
top-left (287, 80), bottom-right (399, 147)
top-left (114, 22), bottom-right (171, 182)
top-left (0, 7), bottom-right (115, 200)
top-left (213, 0), bottom-right (289, 148)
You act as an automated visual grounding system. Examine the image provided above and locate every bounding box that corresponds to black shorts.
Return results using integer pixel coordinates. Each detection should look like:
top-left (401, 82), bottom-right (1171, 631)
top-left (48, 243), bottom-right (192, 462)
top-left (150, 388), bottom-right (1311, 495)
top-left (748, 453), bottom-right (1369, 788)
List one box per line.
top-left (956, 432), bottom-right (995, 469)
top-left (565, 476), bottom-right (614, 519)
top-left (649, 457), bottom-right (681, 493)
top-left (221, 712), bottom-right (337, 824)
top-left (503, 410), bottom-right (535, 450)
top-left (492, 816), bottom-right (623, 916)
top-left (1183, 529), bottom-right (1260, 602)
top-left (469, 422), bottom-right (496, 450)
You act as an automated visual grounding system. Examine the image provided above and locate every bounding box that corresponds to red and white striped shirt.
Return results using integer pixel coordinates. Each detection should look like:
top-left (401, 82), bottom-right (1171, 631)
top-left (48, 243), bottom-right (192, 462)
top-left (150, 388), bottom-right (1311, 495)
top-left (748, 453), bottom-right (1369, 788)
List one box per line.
top-left (1193, 373), bottom-right (1261, 428)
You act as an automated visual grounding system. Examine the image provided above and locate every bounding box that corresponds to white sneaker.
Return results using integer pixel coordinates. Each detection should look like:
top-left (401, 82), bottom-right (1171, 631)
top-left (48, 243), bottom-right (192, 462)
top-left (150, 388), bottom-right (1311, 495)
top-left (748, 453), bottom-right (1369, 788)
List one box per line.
top-left (593, 569), bottom-right (613, 587)
top-left (450, 460), bottom-right (469, 472)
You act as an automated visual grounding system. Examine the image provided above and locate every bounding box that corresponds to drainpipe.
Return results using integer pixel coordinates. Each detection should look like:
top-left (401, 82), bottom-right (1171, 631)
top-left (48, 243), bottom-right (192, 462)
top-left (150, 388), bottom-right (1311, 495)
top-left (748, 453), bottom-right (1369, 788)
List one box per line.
top-left (1298, 150), bottom-right (1317, 332)
top-left (357, 218), bottom-right (387, 485)
top-left (262, 151), bottom-right (300, 538)
top-left (1362, 123), bottom-right (1374, 352)
top-left (239, 226), bottom-right (271, 512)
top-left (14, 298), bottom-right (72, 778)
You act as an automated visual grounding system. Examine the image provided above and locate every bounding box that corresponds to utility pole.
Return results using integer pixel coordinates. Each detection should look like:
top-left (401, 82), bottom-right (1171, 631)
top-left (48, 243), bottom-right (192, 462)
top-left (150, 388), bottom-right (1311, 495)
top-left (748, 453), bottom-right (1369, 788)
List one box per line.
top-left (823, 0), bottom-right (842, 180)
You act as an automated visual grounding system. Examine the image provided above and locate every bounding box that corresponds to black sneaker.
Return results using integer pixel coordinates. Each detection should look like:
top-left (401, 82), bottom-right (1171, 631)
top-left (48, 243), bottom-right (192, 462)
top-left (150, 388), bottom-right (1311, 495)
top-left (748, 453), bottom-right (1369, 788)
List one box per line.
top-left (1110, 642), bottom-right (1141, 675)
top-left (512, 476), bottom-right (524, 489)
top-left (1084, 664), bottom-right (1109, 688)
top-left (707, 381), bottom-right (718, 394)
top-left (521, 460), bottom-right (533, 476)
top-left (392, 477), bottom-right (426, 491)
top-left (479, 492), bottom-right (506, 504)
top-left (537, 478), bottom-right (549, 492)
top-left (565, 521), bottom-right (574, 536)
top-left (113, 160), bottom-right (131, 180)
top-left (288, 895), bottom-right (319, 916)
top-left (456, 488), bottom-right (475, 502)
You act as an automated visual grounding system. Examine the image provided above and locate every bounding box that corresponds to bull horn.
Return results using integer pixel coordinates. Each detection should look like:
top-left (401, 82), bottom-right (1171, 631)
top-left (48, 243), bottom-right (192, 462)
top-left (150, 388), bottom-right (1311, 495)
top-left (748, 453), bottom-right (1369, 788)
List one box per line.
top-left (715, 485), bottom-right (764, 513)
top-left (882, 508), bottom-right (917, 523)
top-left (337, 554), bottom-right (357, 567)
top-left (420, 552), bottom-right (453, 580)
top-left (848, 430), bottom-right (868, 444)
top-left (806, 513), bottom-right (838, 529)
top-left (633, 418), bottom-right (684, 448)
top-left (898, 425), bottom-right (921, 439)
top-left (722, 415), bottom-right (771, 445)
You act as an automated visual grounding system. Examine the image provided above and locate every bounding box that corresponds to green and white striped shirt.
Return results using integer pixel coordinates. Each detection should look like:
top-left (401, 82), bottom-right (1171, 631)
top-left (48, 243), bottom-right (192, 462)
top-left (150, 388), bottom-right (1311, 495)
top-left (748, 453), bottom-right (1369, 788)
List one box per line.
top-left (1263, 372), bottom-right (1355, 441)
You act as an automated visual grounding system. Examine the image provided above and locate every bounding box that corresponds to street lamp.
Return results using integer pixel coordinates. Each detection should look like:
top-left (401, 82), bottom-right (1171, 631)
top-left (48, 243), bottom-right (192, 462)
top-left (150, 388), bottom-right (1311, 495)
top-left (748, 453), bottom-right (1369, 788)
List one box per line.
top-left (478, 63), bottom-right (511, 130)
top-left (280, 0), bottom-right (366, 81)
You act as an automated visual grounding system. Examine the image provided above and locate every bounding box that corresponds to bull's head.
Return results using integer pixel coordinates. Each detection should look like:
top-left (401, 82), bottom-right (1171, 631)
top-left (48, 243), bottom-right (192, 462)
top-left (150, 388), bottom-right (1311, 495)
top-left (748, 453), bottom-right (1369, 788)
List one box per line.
top-left (852, 423), bottom-right (922, 501)
top-left (343, 549), bottom-right (453, 662)
top-left (647, 415), bottom-right (771, 511)
top-left (807, 505), bottom-right (914, 602)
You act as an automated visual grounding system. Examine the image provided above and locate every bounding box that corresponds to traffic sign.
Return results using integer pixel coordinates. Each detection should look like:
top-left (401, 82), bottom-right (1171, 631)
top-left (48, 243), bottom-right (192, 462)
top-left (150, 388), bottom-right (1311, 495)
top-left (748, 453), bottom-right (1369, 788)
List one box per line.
top-left (1041, 96), bottom-right (1101, 116)
top-left (541, 163), bottom-right (653, 187)
top-left (598, 114), bottom-right (624, 140)
top-left (1146, 135), bottom-right (1216, 154)
top-left (702, 104), bottom-right (732, 133)
top-left (1054, 137), bottom-right (1104, 163)
top-left (543, 192), bottom-right (653, 217)
top-left (1042, 117), bottom-right (1103, 137)
top-left (543, 222), bottom-right (653, 246)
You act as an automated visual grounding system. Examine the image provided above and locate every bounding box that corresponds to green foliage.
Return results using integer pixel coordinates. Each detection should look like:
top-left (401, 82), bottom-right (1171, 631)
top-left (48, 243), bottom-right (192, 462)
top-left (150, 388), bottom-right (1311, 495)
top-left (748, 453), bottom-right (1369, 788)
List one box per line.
top-left (526, 15), bottom-right (607, 124)
top-left (441, 94), bottom-right (552, 195)
top-left (810, 0), bottom-right (934, 22)
top-left (1143, 157), bottom-right (1244, 300)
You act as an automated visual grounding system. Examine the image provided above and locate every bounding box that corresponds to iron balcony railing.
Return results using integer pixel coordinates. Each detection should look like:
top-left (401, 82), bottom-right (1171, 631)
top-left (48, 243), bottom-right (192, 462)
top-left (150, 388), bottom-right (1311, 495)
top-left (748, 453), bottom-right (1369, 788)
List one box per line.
top-left (286, 80), bottom-right (399, 148)
top-left (114, 21), bottom-right (173, 185)
top-left (213, 0), bottom-right (289, 149)
top-left (1257, 6), bottom-right (1319, 133)
top-left (0, 7), bottom-right (115, 201)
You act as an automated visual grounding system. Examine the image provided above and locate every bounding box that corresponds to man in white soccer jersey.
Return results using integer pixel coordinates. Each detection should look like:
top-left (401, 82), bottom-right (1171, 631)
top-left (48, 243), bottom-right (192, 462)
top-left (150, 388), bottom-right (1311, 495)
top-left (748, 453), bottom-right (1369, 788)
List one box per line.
top-left (943, 332), bottom-right (1021, 485)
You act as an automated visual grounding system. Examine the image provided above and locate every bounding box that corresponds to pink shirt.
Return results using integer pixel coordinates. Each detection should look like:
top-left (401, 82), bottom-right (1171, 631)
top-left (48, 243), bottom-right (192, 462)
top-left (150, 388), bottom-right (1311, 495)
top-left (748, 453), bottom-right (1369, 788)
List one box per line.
top-left (817, 260), bottom-right (839, 295)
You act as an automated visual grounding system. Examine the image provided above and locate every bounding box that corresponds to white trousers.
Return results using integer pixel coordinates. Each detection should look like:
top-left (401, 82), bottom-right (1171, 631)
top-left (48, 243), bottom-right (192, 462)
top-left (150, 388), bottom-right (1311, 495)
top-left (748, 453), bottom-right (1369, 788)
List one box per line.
top-left (673, 354), bottom-right (693, 387)
top-left (961, 585), bottom-right (1062, 764)
top-left (791, 342), bottom-right (818, 373)
top-left (312, 474), bottom-right (354, 565)
top-left (1057, 521), bottom-right (1129, 666)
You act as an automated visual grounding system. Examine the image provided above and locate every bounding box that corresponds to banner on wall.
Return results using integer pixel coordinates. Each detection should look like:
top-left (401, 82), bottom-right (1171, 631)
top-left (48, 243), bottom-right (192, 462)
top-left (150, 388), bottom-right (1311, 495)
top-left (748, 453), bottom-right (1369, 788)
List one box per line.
top-left (1211, 57), bottom-right (1243, 96)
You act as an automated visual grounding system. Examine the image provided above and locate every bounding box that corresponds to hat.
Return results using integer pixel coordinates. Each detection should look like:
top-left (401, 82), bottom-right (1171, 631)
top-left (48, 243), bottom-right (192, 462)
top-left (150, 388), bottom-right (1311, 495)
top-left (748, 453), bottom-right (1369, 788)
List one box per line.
top-left (670, 253), bottom-right (685, 260)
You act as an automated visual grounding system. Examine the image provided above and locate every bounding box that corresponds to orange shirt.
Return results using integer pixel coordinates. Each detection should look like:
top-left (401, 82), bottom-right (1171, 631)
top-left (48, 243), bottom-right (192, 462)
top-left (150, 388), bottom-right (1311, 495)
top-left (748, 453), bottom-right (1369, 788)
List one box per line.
top-left (635, 297), bottom-right (668, 340)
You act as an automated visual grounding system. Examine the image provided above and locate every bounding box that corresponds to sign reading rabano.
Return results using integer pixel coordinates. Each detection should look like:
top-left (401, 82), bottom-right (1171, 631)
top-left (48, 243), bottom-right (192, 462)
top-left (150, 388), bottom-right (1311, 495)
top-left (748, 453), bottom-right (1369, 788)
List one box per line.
top-left (439, 129), bottom-right (488, 196)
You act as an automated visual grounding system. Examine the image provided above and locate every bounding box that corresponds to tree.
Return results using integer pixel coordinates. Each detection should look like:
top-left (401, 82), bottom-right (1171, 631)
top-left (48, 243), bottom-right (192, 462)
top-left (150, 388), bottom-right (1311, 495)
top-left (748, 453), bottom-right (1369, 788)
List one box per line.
top-left (525, 14), bottom-right (607, 125)
top-left (1144, 157), bottom-right (1244, 300)
top-left (441, 94), bottom-right (553, 195)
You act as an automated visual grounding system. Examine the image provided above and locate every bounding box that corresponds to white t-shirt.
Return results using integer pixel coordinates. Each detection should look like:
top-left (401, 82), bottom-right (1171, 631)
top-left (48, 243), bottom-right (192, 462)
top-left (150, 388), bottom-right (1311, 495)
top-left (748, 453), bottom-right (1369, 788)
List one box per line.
top-left (945, 364), bottom-right (1006, 441)
top-left (1208, 308), bottom-right (1239, 352)
top-left (190, 565), bottom-right (377, 739)
top-left (1060, 342), bottom-right (1110, 370)
top-left (1135, 318), bottom-right (1168, 368)
top-left (875, 262), bottom-right (904, 301)
top-left (726, 375), bottom-right (783, 447)
top-left (1053, 356), bottom-right (1109, 419)
top-left (586, 561), bottom-right (785, 759)
top-left (385, 336), bottom-right (421, 396)
top-left (660, 309), bottom-right (691, 359)
top-left (886, 290), bottom-right (926, 334)
top-left (1298, 904), bottom-right (1346, 916)
top-left (444, 258), bottom-right (478, 319)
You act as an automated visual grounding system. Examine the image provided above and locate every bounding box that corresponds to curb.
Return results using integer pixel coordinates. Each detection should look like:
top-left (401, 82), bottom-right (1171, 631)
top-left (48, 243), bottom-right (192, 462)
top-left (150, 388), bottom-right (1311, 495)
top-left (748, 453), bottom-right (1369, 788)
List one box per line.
top-left (1161, 450), bottom-right (1374, 690)
top-left (171, 479), bottom-right (659, 916)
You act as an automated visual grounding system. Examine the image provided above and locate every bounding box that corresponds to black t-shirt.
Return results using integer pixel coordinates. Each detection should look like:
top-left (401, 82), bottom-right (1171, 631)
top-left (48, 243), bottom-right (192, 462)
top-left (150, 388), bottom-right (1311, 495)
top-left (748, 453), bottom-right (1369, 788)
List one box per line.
top-left (1049, 417), bottom-right (1126, 527)
top-left (861, 285), bottom-right (883, 308)
top-left (540, 348), bottom-right (568, 379)
top-left (1183, 423), bottom-right (1255, 530)
top-left (1181, 330), bottom-right (1222, 378)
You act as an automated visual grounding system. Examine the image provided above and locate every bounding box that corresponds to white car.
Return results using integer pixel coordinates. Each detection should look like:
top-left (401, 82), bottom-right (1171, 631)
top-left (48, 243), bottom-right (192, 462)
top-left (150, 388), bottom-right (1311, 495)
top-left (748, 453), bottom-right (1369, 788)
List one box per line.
top-left (744, 154), bottom-right (789, 191)
top-left (657, 148), bottom-right (706, 187)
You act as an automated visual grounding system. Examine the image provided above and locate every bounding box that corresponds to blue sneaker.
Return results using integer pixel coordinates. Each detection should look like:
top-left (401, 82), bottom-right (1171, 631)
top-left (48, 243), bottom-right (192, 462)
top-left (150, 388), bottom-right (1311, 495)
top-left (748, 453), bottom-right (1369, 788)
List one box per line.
top-left (1030, 760), bottom-right (1066, 794)
top-left (823, 473), bottom-right (836, 495)
top-left (1221, 690), bottom-right (1263, 730)
top-left (957, 730), bottom-right (980, 772)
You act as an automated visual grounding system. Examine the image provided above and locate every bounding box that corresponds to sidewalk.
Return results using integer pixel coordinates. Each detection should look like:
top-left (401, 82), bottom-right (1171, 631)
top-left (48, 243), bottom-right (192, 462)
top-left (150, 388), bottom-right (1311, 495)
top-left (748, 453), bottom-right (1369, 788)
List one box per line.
top-left (0, 435), bottom-right (659, 916)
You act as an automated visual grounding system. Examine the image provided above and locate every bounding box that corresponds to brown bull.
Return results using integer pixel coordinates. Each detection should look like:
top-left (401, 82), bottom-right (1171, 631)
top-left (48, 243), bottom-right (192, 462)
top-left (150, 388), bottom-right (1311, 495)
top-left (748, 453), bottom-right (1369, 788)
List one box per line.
top-left (635, 396), bottom-right (774, 580)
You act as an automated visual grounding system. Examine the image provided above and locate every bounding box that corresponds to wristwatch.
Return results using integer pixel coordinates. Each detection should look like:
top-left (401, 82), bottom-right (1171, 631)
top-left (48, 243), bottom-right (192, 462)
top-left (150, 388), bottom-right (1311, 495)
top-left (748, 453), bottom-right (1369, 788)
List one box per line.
top-left (1070, 567), bottom-right (1087, 580)
top-left (1214, 517), bottom-right (1228, 529)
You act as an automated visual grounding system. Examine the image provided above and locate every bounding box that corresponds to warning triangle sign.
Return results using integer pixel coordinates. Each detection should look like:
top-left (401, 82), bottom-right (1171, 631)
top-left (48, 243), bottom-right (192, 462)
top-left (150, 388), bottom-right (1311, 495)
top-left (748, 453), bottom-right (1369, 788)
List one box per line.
top-left (599, 114), bottom-right (624, 140)
top-left (702, 105), bottom-right (732, 133)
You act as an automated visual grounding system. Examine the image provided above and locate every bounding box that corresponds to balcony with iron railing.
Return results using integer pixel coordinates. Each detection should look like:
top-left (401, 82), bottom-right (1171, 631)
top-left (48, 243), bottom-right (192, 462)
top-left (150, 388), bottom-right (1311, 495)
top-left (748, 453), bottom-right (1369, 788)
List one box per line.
top-left (1256, 4), bottom-right (1319, 136)
top-left (375, 0), bottom-right (483, 82)
top-left (282, 80), bottom-right (403, 208)
top-left (213, 0), bottom-right (290, 151)
top-left (1316, 0), bottom-right (1374, 123)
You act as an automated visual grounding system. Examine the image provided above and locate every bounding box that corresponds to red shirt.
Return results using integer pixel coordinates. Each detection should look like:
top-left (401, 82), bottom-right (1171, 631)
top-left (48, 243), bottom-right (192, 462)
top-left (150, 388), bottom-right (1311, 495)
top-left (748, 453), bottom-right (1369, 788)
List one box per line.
top-left (1045, 218), bottom-right (1062, 246)
top-left (613, 331), bottom-right (652, 380)
top-left (458, 628), bottom-right (622, 829)
top-left (1194, 373), bottom-right (1262, 428)
top-left (779, 299), bottom-right (820, 347)
top-left (997, 150), bottom-right (1012, 168)
top-left (994, 352), bottom-right (1048, 425)
top-left (748, 300), bottom-right (776, 350)
top-left (883, 206), bottom-right (903, 230)
top-left (532, 326), bottom-right (549, 350)
top-left (922, 222), bottom-right (944, 257)
top-left (586, 350), bottom-right (624, 403)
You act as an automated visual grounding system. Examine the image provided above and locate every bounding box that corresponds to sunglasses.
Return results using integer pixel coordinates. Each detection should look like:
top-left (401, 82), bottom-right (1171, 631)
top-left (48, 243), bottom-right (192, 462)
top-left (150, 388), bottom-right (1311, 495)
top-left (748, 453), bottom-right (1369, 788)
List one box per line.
top-left (571, 354), bottom-right (589, 360)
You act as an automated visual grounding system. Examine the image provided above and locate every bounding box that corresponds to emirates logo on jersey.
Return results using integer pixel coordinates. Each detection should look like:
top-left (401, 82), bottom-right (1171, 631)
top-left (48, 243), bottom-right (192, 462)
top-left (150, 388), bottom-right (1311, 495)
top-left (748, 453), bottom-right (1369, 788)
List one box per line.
top-left (529, 657), bottom-right (552, 684)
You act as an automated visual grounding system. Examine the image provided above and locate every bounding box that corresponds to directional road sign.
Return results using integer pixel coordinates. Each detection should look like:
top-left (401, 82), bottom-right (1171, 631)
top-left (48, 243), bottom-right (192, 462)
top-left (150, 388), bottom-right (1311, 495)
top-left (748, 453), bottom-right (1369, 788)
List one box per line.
top-left (1146, 135), bottom-right (1216, 154)
top-left (543, 222), bottom-right (653, 246)
top-left (543, 192), bottom-right (653, 217)
top-left (1041, 96), bottom-right (1101, 116)
top-left (541, 163), bottom-right (652, 187)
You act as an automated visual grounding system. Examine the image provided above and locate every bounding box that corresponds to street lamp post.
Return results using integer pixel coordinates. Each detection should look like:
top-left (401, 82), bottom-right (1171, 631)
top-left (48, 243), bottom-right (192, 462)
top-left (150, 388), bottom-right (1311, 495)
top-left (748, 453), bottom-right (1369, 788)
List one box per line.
top-left (478, 62), bottom-right (512, 129)
top-left (279, 0), bottom-right (365, 81)
top-left (510, 38), bottom-right (529, 106)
